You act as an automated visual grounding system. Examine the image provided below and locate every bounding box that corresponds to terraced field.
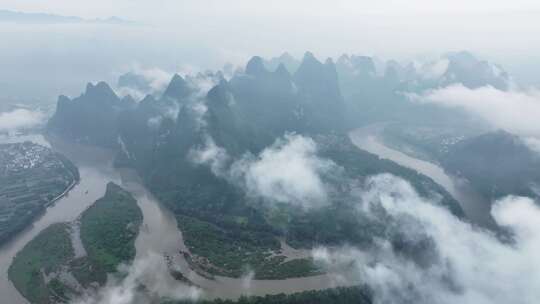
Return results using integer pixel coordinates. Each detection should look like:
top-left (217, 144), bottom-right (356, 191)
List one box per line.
top-left (0, 142), bottom-right (79, 245)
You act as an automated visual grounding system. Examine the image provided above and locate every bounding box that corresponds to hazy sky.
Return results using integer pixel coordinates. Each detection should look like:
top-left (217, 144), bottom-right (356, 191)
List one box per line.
top-left (2, 0), bottom-right (540, 59)
top-left (1, 0), bottom-right (540, 99)
top-left (3, 0), bottom-right (540, 19)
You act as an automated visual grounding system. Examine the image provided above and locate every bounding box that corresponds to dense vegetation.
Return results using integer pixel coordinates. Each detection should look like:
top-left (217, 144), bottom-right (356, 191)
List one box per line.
top-left (9, 223), bottom-right (74, 304)
top-left (75, 182), bottom-right (143, 285)
top-left (382, 124), bottom-right (540, 202)
top-left (48, 53), bottom-right (467, 282)
top-left (8, 183), bottom-right (143, 303)
top-left (169, 286), bottom-right (372, 304)
top-left (442, 130), bottom-right (540, 200)
top-left (177, 214), bottom-right (281, 278)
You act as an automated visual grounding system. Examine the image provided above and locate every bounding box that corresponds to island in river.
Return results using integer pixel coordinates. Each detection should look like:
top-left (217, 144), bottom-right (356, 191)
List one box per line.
top-left (8, 182), bottom-right (142, 304)
top-left (0, 135), bottom-right (360, 304)
top-left (3, 128), bottom-right (474, 304)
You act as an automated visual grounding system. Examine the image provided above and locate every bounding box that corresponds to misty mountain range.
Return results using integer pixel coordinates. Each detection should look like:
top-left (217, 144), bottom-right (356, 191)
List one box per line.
top-left (0, 9), bottom-right (134, 25)
top-left (114, 50), bottom-right (510, 130)
top-left (47, 52), bottom-right (474, 280)
top-left (3, 1), bottom-right (540, 302)
top-left (116, 51), bottom-right (509, 96)
top-left (0, 46), bottom-right (535, 304)
top-left (47, 50), bottom-right (540, 258)
top-left (49, 51), bottom-right (539, 207)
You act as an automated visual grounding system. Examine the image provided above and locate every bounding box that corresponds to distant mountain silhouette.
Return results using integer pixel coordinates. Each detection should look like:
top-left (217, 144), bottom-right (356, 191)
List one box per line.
top-left (47, 54), bottom-right (466, 278)
top-left (163, 74), bottom-right (193, 101)
top-left (264, 52), bottom-right (301, 74)
top-left (440, 51), bottom-right (509, 90)
top-left (0, 9), bottom-right (135, 25)
top-left (117, 72), bottom-right (153, 94)
top-left (48, 82), bottom-right (133, 147)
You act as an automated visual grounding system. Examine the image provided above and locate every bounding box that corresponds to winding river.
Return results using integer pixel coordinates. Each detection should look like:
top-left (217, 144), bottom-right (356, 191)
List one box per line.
top-left (0, 126), bottom-right (495, 303)
top-left (349, 125), bottom-right (496, 228)
top-left (0, 135), bottom-right (351, 303)
top-left (0, 134), bottom-right (121, 304)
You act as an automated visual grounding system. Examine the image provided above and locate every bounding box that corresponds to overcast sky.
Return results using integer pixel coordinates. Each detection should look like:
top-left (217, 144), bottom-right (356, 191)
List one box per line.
top-left (1, 0), bottom-right (540, 99)
top-left (3, 0), bottom-right (540, 19)
top-left (2, 0), bottom-right (540, 60)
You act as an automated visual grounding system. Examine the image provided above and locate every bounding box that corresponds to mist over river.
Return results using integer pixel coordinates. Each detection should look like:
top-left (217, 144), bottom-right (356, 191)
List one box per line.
top-left (0, 134), bottom-right (351, 303)
top-left (0, 126), bottom-right (497, 303)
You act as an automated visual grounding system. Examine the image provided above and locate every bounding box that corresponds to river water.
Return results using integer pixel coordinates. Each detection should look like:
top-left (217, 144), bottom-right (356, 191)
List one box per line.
top-left (0, 134), bottom-right (121, 304)
top-left (0, 126), bottom-right (495, 303)
top-left (0, 134), bottom-right (352, 303)
top-left (349, 125), bottom-right (496, 228)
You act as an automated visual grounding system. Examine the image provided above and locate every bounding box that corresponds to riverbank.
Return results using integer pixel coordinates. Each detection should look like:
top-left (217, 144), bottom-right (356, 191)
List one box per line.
top-left (0, 142), bottom-right (81, 247)
top-left (8, 182), bottom-right (143, 304)
top-left (1, 128), bottom-right (498, 304)
top-left (45, 179), bottom-right (78, 209)
top-left (0, 134), bottom-right (121, 304)
top-left (349, 126), bottom-right (496, 229)
top-left (1, 135), bottom-right (356, 304)
top-left (119, 169), bottom-right (357, 301)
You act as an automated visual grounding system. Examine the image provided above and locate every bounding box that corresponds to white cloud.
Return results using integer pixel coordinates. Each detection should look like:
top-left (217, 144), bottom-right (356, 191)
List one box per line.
top-left (146, 115), bottom-right (163, 130)
top-left (188, 135), bottom-right (230, 176)
top-left (417, 58), bottom-right (449, 80)
top-left (115, 86), bottom-right (146, 101)
top-left (411, 84), bottom-right (540, 137)
top-left (189, 133), bottom-right (338, 209)
top-left (523, 137), bottom-right (540, 154)
top-left (241, 270), bottom-right (255, 292)
top-left (230, 133), bottom-right (337, 209)
top-left (314, 174), bottom-right (540, 304)
top-left (115, 65), bottom-right (173, 100)
top-left (130, 68), bottom-right (217, 130)
top-left (139, 67), bottom-right (172, 92)
top-left (116, 64), bottom-right (220, 100)
top-left (162, 101), bottom-right (181, 120)
top-left (73, 253), bottom-right (200, 304)
top-left (186, 75), bottom-right (220, 100)
top-left (191, 102), bottom-right (208, 129)
top-left (0, 109), bottom-right (44, 132)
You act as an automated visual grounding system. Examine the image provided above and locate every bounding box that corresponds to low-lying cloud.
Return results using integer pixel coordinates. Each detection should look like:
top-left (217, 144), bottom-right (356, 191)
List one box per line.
top-left (137, 68), bottom-right (218, 130)
top-left (189, 135), bottom-right (230, 176)
top-left (232, 134), bottom-right (337, 209)
top-left (0, 109), bottom-right (44, 132)
top-left (116, 65), bottom-right (222, 103)
top-left (116, 66), bottom-right (173, 100)
top-left (523, 137), bottom-right (540, 154)
top-left (73, 253), bottom-right (200, 304)
top-left (190, 133), bottom-right (338, 209)
top-left (416, 58), bottom-right (449, 80)
top-left (412, 84), bottom-right (540, 137)
top-left (314, 173), bottom-right (540, 304)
